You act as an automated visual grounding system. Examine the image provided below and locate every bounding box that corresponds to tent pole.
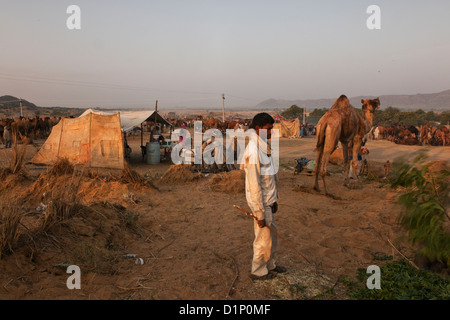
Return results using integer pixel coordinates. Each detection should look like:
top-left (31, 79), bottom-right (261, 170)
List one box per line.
top-left (56, 118), bottom-right (65, 159)
top-left (89, 113), bottom-right (92, 168)
top-left (155, 100), bottom-right (158, 135)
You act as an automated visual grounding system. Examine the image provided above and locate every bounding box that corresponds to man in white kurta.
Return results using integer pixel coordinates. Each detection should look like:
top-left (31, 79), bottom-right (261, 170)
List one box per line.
top-left (241, 113), bottom-right (286, 280)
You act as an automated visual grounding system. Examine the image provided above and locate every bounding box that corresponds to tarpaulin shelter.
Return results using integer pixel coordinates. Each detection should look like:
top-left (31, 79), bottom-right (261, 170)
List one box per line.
top-left (31, 112), bottom-right (125, 169)
top-left (273, 119), bottom-right (301, 138)
top-left (79, 109), bottom-right (173, 132)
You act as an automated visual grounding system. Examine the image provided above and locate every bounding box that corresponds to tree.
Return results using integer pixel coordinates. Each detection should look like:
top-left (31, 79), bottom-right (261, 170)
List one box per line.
top-left (281, 105), bottom-right (304, 119)
top-left (440, 111), bottom-right (450, 126)
top-left (425, 111), bottom-right (439, 122)
top-left (307, 108), bottom-right (329, 125)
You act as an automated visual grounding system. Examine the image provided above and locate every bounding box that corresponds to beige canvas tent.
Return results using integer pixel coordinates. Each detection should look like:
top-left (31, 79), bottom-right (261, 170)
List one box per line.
top-left (273, 119), bottom-right (301, 138)
top-left (31, 112), bottom-right (124, 169)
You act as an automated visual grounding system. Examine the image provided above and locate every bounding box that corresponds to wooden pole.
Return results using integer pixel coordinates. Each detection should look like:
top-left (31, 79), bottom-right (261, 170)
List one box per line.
top-left (303, 105), bottom-right (306, 125)
top-left (154, 100), bottom-right (158, 142)
top-left (155, 100), bottom-right (158, 127)
top-left (19, 98), bottom-right (23, 118)
top-left (222, 94), bottom-right (225, 123)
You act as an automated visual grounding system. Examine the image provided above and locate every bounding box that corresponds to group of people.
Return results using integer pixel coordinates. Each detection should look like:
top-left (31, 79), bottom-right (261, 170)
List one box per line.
top-left (300, 124), bottom-right (316, 137)
top-left (150, 124), bottom-right (166, 144)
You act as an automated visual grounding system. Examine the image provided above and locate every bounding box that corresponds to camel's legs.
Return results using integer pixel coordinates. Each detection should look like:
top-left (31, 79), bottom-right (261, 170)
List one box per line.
top-left (314, 147), bottom-right (323, 192)
top-left (350, 140), bottom-right (362, 181)
top-left (319, 140), bottom-right (336, 197)
top-left (342, 142), bottom-right (351, 185)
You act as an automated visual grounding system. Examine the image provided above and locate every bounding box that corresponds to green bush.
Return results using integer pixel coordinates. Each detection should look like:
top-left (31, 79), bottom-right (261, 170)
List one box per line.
top-left (390, 155), bottom-right (450, 266)
top-left (343, 260), bottom-right (450, 300)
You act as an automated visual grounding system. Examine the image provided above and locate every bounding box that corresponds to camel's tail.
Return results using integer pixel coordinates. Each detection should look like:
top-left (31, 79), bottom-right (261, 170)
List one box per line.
top-left (314, 123), bottom-right (327, 152)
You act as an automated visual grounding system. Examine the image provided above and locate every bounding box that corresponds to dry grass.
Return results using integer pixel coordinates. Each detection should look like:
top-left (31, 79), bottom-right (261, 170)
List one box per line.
top-left (40, 199), bottom-right (83, 233)
top-left (0, 205), bottom-right (23, 260)
top-left (46, 157), bottom-right (74, 176)
top-left (0, 167), bottom-right (12, 181)
top-left (9, 135), bottom-right (27, 175)
top-left (119, 163), bottom-right (152, 188)
top-left (0, 156), bottom-right (151, 278)
top-left (38, 161), bottom-right (85, 232)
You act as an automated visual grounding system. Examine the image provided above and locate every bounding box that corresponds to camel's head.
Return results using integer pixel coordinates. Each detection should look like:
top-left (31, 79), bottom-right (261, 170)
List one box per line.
top-left (361, 98), bottom-right (380, 114)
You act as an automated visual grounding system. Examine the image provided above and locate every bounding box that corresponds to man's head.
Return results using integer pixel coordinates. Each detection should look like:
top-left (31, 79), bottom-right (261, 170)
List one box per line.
top-left (250, 113), bottom-right (275, 139)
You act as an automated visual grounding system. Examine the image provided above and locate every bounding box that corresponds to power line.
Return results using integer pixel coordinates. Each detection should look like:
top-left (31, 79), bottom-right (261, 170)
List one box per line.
top-left (0, 73), bottom-right (260, 107)
top-left (0, 73), bottom-right (223, 96)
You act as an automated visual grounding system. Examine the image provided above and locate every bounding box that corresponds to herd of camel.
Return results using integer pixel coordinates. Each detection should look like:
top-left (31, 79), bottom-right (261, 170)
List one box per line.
top-left (165, 117), bottom-right (252, 132)
top-left (0, 116), bottom-right (61, 144)
top-left (373, 122), bottom-right (449, 147)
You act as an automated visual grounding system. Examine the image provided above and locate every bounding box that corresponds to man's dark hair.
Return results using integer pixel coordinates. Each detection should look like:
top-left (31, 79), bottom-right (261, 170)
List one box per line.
top-left (249, 112), bottom-right (275, 129)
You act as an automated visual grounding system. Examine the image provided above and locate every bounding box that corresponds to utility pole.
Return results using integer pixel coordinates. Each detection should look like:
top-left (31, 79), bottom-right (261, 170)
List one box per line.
top-left (20, 98), bottom-right (23, 118)
top-left (222, 94), bottom-right (225, 123)
top-left (303, 104), bottom-right (306, 124)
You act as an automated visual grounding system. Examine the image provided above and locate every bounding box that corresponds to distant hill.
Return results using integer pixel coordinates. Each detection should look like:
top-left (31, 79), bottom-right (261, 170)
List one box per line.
top-left (0, 95), bottom-right (85, 118)
top-left (0, 95), bottom-right (38, 109)
top-left (257, 89), bottom-right (450, 111)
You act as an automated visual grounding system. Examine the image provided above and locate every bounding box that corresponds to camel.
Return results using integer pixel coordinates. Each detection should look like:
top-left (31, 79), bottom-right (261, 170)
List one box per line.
top-left (376, 125), bottom-right (389, 139)
top-left (202, 118), bottom-right (220, 130)
top-left (313, 95), bottom-right (380, 198)
top-left (420, 122), bottom-right (431, 146)
top-left (431, 127), bottom-right (449, 146)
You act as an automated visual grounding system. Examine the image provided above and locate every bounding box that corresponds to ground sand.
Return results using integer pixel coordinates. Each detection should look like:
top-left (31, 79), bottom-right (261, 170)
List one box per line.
top-left (0, 135), bottom-right (448, 300)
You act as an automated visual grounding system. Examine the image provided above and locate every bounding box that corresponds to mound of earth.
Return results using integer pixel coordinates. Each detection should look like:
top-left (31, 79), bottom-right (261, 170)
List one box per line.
top-left (209, 170), bottom-right (245, 194)
top-left (159, 164), bottom-right (202, 184)
top-left (0, 167), bottom-right (154, 299)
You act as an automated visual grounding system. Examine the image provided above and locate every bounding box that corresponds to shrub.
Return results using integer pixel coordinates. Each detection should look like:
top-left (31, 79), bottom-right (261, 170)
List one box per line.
top-left (390, 154), bottom-right (450, 266)
top-left (343, 260), bottom-right (450, 300)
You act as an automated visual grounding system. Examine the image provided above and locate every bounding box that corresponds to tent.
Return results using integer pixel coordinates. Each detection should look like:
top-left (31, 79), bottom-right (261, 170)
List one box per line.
top-left (273, 119), bottom-right (301, 138)
top-left (79, 109), bottom-right (173, 132)
top-left (80, 108), bottom-right (175, 161)
top-left (31, 112), bottom-right (125, 169)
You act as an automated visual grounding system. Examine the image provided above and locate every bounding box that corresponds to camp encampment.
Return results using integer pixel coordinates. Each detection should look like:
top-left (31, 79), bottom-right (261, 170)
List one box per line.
top-left (31, 109), bottom-right (174, 169)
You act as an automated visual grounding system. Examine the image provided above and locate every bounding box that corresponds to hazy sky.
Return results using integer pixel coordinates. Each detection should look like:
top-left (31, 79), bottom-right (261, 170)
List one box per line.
top-left (1, 0), bottom-right (450, 109)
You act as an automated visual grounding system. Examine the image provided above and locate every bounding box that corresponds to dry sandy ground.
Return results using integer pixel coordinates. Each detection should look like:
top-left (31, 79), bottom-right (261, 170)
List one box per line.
top-left (0, 134), bottom-right (448, 300)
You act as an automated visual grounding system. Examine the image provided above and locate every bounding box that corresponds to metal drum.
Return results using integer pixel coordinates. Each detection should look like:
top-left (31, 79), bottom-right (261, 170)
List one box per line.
top-left (146, 142), bottom-right (161, 164)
